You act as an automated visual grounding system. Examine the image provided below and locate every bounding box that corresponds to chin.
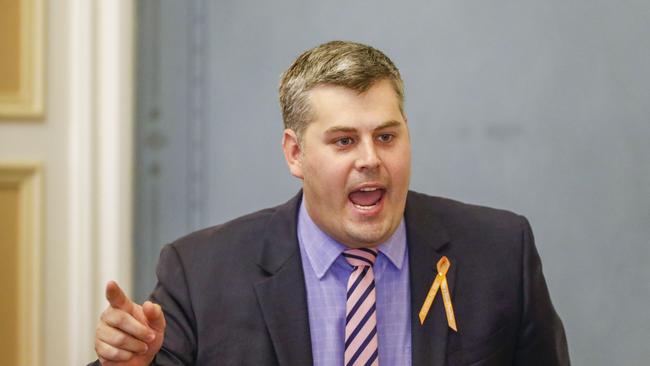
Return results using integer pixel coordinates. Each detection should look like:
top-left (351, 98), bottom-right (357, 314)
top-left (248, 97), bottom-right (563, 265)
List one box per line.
top-left (343, 221), bottom-right (393, 247)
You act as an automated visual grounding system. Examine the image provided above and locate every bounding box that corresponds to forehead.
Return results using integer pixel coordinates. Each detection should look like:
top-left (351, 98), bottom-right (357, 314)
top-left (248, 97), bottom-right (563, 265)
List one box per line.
top-left (306, 80), bottom-right (405, 131)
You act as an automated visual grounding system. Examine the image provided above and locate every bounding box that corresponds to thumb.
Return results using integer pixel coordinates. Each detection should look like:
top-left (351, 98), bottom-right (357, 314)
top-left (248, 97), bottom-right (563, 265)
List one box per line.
top-left (143, 301), bottom-right (166, 332)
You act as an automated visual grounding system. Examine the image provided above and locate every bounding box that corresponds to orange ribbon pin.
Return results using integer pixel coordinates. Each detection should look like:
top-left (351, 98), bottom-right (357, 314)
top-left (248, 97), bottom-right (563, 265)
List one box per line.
top-left (418, 256), bottom-right (457, 331)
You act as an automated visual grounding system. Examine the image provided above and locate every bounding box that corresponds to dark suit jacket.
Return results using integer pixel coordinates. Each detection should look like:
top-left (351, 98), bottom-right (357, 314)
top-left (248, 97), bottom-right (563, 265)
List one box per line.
top-left (93, 191), bottom-right (570, 365)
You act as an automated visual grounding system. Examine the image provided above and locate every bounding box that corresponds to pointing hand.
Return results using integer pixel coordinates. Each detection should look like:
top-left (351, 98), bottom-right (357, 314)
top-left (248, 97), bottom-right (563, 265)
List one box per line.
top-left (95, 281), bottom-right (166, 365)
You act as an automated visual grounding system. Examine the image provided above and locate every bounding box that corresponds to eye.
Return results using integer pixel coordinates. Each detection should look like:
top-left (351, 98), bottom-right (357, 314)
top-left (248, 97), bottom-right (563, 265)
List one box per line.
top-left (335, 137), bottom-right (354, 147)
top-left (377, 133), bottom-right (394, 143)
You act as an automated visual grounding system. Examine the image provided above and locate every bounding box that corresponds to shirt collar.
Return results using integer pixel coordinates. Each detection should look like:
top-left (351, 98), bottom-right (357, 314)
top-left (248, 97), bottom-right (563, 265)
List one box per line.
top-left (298, 196), bottom-right (407, 279)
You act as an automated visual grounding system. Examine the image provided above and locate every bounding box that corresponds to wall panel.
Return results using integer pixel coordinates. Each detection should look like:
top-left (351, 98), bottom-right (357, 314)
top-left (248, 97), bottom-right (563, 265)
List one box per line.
top-left (0, 0), bottom-right (44, 118)
top-left (0, 164), bottom-right (42, 366)
top-left (0, 185), bottom-right (19, 366)
top-left (0, 0), bottom-right (21, 93)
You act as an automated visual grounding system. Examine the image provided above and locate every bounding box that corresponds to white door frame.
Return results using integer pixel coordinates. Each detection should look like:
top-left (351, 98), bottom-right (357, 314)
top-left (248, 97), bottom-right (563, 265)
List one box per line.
top-left (68, 0), bottom-right (134, 363)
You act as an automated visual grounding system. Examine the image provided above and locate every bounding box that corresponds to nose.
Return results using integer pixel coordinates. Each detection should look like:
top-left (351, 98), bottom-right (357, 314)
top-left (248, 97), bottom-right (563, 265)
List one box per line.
top-left (354, 138), bottom-right (381, 171)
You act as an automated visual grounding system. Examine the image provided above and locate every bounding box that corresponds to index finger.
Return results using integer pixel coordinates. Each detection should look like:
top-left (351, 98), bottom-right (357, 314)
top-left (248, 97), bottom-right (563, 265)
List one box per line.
top-left (105, 281), bottom-right (133, 313)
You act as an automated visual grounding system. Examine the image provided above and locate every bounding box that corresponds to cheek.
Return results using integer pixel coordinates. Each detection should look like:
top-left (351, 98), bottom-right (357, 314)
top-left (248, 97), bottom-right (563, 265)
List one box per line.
top-left (385, 151), bottom-right (411, 185)
top-left (318, 166), bottom-right (348, 192)
top-left (310, 153), bottom-right (351, 182)
top-left (304, 156), bottom-right (346, 191)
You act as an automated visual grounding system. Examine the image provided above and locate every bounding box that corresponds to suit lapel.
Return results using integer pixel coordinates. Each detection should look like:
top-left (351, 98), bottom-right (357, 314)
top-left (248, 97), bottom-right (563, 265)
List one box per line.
top-left (254, 192), bottom-right (313, 366)
top-left (406, 192), bottom-right (457, 366)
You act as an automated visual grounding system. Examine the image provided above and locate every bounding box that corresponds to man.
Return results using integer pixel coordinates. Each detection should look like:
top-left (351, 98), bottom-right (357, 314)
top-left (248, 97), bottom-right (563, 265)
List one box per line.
top-left (92, 41), bottom-right (569, 365)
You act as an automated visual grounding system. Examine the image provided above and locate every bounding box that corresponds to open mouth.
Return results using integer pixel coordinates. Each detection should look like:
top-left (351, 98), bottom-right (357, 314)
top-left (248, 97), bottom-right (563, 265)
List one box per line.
top-left (348, 187), bottom-right (386, 211)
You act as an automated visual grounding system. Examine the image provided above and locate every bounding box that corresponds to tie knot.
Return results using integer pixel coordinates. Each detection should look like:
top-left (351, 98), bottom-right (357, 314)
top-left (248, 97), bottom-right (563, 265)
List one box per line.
top-left (343, 248), bottom-right (378, 268)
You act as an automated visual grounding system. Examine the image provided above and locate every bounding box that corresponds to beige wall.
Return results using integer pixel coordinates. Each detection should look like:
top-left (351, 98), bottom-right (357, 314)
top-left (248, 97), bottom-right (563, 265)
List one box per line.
top-left (0, 0), bottom-right (133, 364)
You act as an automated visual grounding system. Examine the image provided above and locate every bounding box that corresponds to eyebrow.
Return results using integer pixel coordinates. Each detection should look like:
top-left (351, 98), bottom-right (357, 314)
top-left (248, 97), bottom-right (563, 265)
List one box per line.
top-left (324, 120), bottom-right (403, 134)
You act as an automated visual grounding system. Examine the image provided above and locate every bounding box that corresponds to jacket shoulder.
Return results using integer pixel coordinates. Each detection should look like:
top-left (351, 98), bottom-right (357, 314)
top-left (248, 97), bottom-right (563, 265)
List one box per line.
top-left (167, 203), bottom-right (283, 257)
top-left (407, 190), bottom-right (526, 230)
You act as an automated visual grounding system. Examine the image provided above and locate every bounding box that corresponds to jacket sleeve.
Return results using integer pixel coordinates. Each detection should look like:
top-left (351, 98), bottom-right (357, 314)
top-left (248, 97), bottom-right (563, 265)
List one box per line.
top-left (148, 243), bottom-right (198, 365)
top-left (514, 216), bottom-right (571, 365)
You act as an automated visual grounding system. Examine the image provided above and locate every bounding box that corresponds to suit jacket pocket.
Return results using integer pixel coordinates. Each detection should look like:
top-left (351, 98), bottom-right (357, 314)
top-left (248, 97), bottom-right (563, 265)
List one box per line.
top-left (447, 325), bottom-right (511, 365)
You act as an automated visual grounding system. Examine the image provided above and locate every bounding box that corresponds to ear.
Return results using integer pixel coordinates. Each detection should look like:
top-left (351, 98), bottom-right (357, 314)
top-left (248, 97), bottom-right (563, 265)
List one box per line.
top-left (282, 129), bottom-right (304, 179)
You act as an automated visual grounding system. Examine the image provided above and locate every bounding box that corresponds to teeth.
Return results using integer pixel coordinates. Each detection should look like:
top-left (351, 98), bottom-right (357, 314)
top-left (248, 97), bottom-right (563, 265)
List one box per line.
top-left (360, 187), bottom-right (379, 192)
top-left (353, 203), bottom-right (376, 210)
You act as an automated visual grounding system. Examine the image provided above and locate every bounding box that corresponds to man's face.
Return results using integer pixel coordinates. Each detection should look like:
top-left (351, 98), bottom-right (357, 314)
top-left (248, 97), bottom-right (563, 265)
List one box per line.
top-left (283, 79), bottom-right (411, 248)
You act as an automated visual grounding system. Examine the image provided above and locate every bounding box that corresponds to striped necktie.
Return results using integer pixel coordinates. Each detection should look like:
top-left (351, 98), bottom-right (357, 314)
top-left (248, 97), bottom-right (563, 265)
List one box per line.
top-left (343, 248), bottom-right (379, 366)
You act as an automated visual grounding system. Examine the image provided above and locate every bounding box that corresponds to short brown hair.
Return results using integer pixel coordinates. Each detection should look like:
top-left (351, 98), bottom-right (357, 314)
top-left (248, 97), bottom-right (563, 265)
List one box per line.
top-left (279, 41), bottom-right (404, 141)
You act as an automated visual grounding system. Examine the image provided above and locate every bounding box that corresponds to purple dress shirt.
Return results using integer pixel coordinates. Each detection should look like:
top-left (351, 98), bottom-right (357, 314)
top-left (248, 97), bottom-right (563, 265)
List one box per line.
top-left (297, 199), bottom-right (412, 366)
